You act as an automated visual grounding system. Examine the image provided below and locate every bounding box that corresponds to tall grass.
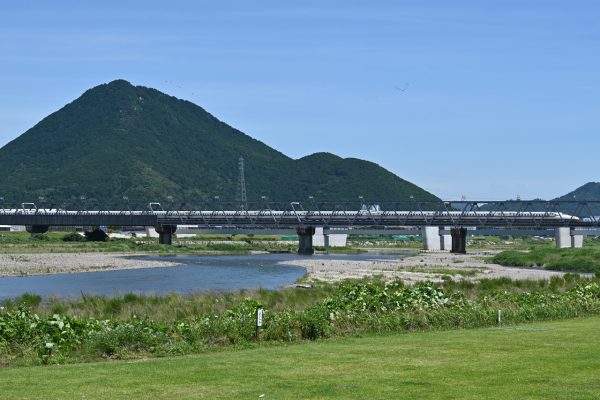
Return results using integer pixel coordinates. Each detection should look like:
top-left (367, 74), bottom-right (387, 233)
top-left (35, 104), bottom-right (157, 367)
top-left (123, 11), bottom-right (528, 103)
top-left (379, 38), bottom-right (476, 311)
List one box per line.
top-left (492, 247), bottom-right (600, 274)
top-left (2, 276), bottom-right (600, 366)
top-left (2, 282), bottom-right (339, 321)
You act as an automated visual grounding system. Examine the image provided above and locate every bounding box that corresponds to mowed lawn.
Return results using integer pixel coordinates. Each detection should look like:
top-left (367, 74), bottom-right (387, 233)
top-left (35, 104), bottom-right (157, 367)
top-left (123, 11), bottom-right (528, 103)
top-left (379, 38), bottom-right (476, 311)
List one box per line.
top-left (2, 318), bottom-right (599, 399)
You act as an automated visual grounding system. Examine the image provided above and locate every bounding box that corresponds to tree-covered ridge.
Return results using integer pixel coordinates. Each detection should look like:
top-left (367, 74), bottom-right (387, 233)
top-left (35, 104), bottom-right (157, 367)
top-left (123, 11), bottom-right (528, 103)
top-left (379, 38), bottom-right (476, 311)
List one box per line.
top-left (553, 182), bottom-right (600, 215)
top-left (555, 182), bottom-right (600, 202)
top-left (0, 80), bottom-right (439, 203)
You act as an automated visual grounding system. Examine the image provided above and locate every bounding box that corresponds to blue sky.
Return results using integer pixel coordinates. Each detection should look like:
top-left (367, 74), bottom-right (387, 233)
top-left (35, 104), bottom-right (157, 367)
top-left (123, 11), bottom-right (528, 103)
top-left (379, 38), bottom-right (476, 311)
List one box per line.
top-left (0, 1), bottom-right (598, 200)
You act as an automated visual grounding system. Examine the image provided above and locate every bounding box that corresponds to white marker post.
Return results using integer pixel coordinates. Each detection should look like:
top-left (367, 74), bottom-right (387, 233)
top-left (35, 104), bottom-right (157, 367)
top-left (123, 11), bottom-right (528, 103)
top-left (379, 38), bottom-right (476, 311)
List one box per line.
top-left (256, 307), bottom-right (263, 340)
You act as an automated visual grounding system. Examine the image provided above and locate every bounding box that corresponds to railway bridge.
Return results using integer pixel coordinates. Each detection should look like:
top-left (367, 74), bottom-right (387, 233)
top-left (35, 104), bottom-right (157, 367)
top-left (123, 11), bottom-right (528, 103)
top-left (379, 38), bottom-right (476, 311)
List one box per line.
top-left (1, 200), bottom-right (599, 254)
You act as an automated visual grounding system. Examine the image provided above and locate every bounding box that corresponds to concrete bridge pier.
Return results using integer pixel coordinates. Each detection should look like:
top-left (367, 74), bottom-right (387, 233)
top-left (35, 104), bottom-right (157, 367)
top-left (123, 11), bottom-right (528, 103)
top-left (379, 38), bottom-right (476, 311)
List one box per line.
top-left (312, 227), bottom-right (349, 248)
top-left (26, 225), bottom-right (49, 236)
top-left (155, 224), bottom-right (177, 245)
top-left (572, 233), bottom-right (584, 248)
top-left (422, 227), bottom-right (453, 252)
top-left (421, 226), bottom-right (441, 251)
top-left (440, 227), bottom-right (452, 251)
top-left (450, 228), bottom-right (467, 254)
top-left (297, 226), bottom-right (316, 255)
top-left (555, 227), bottom-right (583, 249)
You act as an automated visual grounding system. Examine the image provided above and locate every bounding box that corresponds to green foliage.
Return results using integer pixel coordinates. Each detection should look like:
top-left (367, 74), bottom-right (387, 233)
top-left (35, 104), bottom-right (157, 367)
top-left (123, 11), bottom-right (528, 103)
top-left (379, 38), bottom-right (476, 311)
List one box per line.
top-left (14, 293), bottom-right (42, 308)
top-left (2, 278), bottom-right (600, 365)
top-left (62, 232), bottom-right (86, 242)
top-left (0, 80), bottom-right (440, 203)
top-left (86, 316), bottom-right (166, 356)
top-left (298, 304), bottom-right (331, 340)
top-left (0, 232), bottom-right (302, 257)
top-left (2, 317), bottom-right (600, 399)
top-left (84, 229), bottom-right (108, 242)
top-left (30, 233), bottom-right (49, 241)
top-left (492, 248), bottom-right (600, 274)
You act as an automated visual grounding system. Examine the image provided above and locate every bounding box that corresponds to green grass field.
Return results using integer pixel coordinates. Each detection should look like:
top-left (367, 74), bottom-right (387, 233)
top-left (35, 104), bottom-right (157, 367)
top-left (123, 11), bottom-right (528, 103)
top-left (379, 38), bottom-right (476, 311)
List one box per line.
top-left (1, 317), bottom-right (598, 399)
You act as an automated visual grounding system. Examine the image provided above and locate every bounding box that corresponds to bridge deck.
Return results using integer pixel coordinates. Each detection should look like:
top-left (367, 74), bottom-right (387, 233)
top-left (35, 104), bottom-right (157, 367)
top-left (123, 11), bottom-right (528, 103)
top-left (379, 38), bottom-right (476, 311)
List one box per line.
top-left (0, 210), bottom-right (596, 228)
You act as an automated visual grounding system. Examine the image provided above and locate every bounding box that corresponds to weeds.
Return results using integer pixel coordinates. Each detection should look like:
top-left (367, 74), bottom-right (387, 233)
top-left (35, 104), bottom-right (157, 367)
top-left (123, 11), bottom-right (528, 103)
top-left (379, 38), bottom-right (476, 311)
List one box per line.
top-left (405, 266), bottom-right (481, 277)
top-left (1, 276), bottom-right (600, 366)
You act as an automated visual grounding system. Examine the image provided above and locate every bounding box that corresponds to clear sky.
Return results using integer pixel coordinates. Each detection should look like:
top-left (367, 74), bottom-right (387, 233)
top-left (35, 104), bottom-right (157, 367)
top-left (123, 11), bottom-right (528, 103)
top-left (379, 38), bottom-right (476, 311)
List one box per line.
top-left (0, 1), bottom-right (598, 200)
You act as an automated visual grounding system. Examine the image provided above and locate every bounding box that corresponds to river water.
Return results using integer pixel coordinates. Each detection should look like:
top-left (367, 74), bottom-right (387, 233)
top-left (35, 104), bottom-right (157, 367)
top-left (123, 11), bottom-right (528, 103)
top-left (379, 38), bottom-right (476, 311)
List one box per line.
top-left (0, 253), bottom-right (400, 300)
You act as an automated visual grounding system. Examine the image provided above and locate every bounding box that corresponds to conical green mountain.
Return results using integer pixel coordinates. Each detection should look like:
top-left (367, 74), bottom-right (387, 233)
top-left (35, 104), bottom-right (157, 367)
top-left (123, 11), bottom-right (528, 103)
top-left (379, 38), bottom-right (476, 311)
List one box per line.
top-left (0, 80), bottom-right (439, 204)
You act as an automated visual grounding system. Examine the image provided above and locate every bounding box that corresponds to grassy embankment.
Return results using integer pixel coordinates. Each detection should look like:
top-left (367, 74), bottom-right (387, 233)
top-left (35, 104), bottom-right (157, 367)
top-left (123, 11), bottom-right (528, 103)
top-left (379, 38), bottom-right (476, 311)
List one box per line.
top-left (0, 232), bottom-right (299, 254)
top-left (1, 316), bottom-right (599, 399)
top-left (492, 238), bottom-right (600, 275)
top-left (1, 231), bottom-right (570, 255)
top-left (466, 235), bottom-right (556, 250)
top-left (9, 275), bottom-right (586, 322)
top-left (0, 231), bottom-right (430, 255)
top-left (2, 275), bottom-right (599, 367)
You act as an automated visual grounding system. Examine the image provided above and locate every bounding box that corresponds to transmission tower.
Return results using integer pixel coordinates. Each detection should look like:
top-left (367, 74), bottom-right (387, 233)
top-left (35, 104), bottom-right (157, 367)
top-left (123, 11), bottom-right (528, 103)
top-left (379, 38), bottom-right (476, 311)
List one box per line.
top-left (238, 157), bottom-right (247, 209)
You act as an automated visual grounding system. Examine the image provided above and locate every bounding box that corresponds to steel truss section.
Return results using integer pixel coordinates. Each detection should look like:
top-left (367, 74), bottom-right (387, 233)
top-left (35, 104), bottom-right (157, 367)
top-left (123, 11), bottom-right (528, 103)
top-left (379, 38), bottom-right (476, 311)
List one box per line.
top-left (0, 199), bottom-right (599, 229)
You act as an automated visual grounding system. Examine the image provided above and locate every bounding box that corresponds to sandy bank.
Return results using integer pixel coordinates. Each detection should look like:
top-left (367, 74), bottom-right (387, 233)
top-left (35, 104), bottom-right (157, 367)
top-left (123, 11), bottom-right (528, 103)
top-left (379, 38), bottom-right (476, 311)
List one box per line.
top-left (281, 251), bottom-right (571, 283)
top-left (0, 253), bottom-right (182, 277)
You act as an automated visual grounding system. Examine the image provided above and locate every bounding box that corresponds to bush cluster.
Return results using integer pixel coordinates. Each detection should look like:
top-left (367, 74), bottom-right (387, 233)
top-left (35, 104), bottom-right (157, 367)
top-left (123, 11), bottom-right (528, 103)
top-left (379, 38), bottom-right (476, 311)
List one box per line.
top-left (62, 232), bottom-right (86, 242)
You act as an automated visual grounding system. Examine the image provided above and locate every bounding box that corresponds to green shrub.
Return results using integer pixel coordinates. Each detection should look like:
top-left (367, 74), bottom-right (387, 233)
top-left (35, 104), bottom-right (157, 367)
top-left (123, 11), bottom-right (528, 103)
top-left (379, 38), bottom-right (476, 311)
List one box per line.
top-left (84, 229), bottom-right (108, 242)
top-left (62, 232), bottom-right (86, 242)
top-left (14, 293), bottom-right (42, 308)
top-left (86, 317), bottom-right (166, 356)
top-left (299, 304), bottom-right (331, 340)
top-left (30, 233), bottom-right (50, 241)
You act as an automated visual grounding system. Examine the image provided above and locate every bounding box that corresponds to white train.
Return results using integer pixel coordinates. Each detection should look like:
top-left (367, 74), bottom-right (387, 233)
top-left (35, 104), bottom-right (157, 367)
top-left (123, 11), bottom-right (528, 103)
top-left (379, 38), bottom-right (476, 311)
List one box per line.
top-left (0, 208), bottom-right (580, 220)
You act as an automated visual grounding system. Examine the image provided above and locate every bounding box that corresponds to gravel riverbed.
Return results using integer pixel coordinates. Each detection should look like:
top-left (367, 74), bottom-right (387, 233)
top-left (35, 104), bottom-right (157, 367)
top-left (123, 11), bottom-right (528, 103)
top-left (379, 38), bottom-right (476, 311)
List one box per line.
top-left (0, 253), bottom-right (182, 276)
top-left (280, 250), bottom-right (571, 283)
top-left (0, 250), bottom-right (576, 282)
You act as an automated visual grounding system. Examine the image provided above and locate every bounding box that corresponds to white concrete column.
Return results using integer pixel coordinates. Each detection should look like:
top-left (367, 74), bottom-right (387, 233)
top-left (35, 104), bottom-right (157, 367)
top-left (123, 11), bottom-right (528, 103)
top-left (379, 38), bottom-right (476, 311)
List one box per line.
top-left (555, 227), bottom-right (571, 249)
top-left (440, 234), bottom-right (452, 251)
top-left (313, 227), bottom-right (326, 247)
top-left (571, 234), bottom-right (583, 248)
top-left (422, 226), bottom-right (441, 251)
top-left (325, 234), bottom-right (348, 247)
top-left (440, 227), bottom-right (451, 251)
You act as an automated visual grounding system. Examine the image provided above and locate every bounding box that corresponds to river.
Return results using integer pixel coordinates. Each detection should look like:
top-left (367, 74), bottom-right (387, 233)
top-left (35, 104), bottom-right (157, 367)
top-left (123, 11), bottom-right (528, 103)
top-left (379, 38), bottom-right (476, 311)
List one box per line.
top-left (0, 253), bottom-right (399, 300)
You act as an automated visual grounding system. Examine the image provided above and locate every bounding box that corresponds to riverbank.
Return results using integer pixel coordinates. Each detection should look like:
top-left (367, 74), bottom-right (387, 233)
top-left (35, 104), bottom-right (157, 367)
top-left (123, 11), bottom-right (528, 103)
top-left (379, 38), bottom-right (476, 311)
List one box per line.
top-left (3, 317), bottom-right (598, 399)
top-left (0, 249), bottom-right (581, 281)
top-left (0, 253), bottom-right (184, 276)
top-left (283, 250), bottom-right (573, 283)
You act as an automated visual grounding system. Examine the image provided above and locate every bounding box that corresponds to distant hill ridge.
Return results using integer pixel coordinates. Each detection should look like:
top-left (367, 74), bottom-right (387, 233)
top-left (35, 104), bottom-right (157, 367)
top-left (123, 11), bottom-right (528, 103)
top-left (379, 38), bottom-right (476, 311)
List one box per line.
top-left (555, 182), bottom-right (600, 202)
top-left (476, 182), bottom-right (600, 216)
top-left (554, 182), bottom-right (600, 215)
top-left (0, 80), bottom-right (440, 204)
